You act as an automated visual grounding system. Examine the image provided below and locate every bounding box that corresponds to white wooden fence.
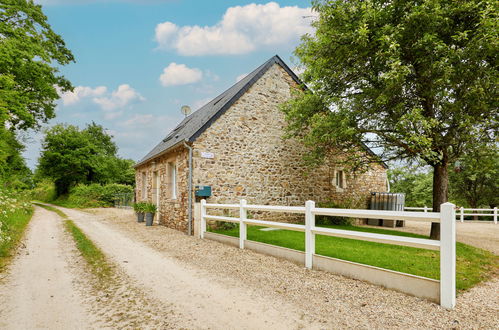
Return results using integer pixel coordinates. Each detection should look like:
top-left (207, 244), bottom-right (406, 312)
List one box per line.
top-left (405, 206), bottom-right (497, 224)
top-left (200, 199), bottom-right (456, 309)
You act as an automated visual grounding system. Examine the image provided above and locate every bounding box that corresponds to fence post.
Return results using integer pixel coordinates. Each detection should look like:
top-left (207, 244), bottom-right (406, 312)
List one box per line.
top-left (305, 200), bottom-right (315, 269)
top-left (200, 199), bottom-right (206, 239)
top-left (424, 206), bottom-right (428, 213)
top-left (239, 199), bottom-right (247, 249)
top-left (460, 207), bottom-right (464, 223)
top-left (440, 202), bottom-right (456, 309)
top-left (494, 207), bottom-right (497, 225)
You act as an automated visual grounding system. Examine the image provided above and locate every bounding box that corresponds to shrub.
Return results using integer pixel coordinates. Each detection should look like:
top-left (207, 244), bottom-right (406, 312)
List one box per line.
top-left (315, 198), bottom-right (365, 226)
top-left (66, 183), bottom-right (134, 208)
top-left (143, 202), bottom-right (157, 213)
top-left (133, 202), bottom-right (147, 213)
top-left (30, 180), bottom-right (57, 202)
top-left (0, 189), bottom-right (33, 270)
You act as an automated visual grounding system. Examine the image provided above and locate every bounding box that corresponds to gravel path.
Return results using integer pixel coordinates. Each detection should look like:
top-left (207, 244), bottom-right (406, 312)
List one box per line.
top-left (81, 207), bottom-right (498, 329)
top-left (63, 206), bottom-right (322, 329)
top-left (0, 206), bottom-right (94, 329)
top-left (362, 221), bottom-right (499, 255)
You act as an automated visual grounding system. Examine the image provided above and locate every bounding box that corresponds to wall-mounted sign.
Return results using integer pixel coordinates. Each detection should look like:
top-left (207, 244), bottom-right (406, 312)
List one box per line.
top-left (201, 151), bottom-right (215, 159)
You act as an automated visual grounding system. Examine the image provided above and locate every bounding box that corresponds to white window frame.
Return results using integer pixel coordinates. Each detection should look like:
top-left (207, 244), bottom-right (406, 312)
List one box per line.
top-left (169, 162), bottom-right (177, 200)
top-left (334, 169), bottom-right (347, 191)
top-left (141, 172), bottom-right (147, 199)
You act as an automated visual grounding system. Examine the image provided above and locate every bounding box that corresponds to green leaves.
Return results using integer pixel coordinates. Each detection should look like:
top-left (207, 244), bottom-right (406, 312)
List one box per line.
top-left (37, 123), bottom-right (135, 195)
top-left (0, 0), bottom-right (74, 131)
top-left (285, 0), bottom-right (498, 168)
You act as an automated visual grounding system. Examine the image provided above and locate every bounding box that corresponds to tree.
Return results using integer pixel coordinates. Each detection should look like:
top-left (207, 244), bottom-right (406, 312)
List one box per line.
top-left (0, 0), bottom-right (74, 130)
top-left (388, 166), bottom-right (433, 207)
top-left (0, 127), bottom-right (32, 189)
top-left (0, 0), bottom-right (73, 187)
top-left (449, 145), bottom-right (498, 210)
top-left (37, 123), bottom-right (134, 195)
top-left (283, 0), bottom-right (498, 238)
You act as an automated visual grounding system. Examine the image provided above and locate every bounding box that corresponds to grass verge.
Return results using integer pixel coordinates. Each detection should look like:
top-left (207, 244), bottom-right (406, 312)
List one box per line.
top-left (36, 203), bottom-right (112, 280)
top-left (210, 223), bottom-right (498, 292)
top-left (0, 208), bottom-right (34, 272)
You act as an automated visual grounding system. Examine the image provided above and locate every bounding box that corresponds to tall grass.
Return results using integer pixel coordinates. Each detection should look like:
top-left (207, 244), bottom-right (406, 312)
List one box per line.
top-left (0, 190), bottom-right (33, 272)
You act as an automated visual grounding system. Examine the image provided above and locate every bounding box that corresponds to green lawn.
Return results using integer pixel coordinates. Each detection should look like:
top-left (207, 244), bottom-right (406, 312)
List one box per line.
top-left (210, 223), bottom-right (498, 292)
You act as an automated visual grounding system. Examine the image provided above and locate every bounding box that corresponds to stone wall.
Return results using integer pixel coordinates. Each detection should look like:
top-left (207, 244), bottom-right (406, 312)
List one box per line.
top-left (192, 63), bottom-right (388, 221)
top-left (135, 146), bottom-right (190, 232)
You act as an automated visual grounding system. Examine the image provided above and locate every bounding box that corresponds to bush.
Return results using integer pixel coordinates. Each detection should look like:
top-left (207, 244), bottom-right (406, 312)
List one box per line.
top-left (0, 189), bottom-right (33, 270)
top-left (143, 202), bottom-right (157, 213)
top-left (133, 202), bottom-right (147, 213)
top-left (316, 199), bottom-right (365, 226)
top-left (66, 183), bottom-right (134, 208)
top-left (30, 179), bottom-right (57, 202)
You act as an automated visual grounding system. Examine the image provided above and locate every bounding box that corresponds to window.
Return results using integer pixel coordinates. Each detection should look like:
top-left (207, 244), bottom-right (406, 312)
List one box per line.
top-left (168, 162), bottom-right (177, 199)
top-left (335, 170), bottom-right (346, 190)
top-left (152, 171), bottom-right (159, 207)
top-left (141, 172), bottom-right (147, 199)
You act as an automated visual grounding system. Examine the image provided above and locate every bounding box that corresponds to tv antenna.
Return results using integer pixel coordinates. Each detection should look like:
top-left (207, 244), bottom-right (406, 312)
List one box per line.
top-left (181, 105), bottom-right (191, 117)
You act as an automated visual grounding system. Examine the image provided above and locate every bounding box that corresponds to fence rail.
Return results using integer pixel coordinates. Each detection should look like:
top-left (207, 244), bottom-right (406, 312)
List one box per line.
top-left (113, 192), bottom-right (134, 209)
top-left (200, 199), bottom-right (456, 309)
top-left (405, 206), bottom-right (497, 224)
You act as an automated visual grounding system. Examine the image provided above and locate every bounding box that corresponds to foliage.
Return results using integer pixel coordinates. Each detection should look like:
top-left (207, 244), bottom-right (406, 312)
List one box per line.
top-left (283, 0), bottom-right (498, 238)
top-left (37, 122), bottom-right (135, 195)
top-left (449, 145), bottom-right (499, 208)
top-left (133, 202), bottom-right (147, 213)
top-left (0, 0), bottom-right (74, 131)
top-left (211, 224), bottom-right (498, 292)
top-left (143, 202), bottom-right (157, 213)
top-left (388, 166), bottom-right (433, 207)
top-left (0, 189), bottom-right (33, 271)
top-left (58, 183), bottom-right (134, 208)
top-left (30, 179), bottom-right (57, 202)
top-left (316, 199), bottom-right (363, 225)
top-left (0, 128), bottom-right (32, 189)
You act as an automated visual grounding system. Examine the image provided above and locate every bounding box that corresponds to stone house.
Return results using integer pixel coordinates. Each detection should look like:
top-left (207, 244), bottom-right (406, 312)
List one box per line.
top-left (134, 55), bottom-right (388, 234)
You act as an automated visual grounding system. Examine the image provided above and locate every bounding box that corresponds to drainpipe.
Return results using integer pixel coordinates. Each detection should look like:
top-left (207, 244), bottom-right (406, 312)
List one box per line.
top-left (183, 140), bottom-right (193, 235)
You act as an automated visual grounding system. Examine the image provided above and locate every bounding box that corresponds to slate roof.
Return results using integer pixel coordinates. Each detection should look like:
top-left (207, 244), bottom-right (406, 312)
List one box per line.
top-left (135, 54), bottom-right (388, 169)
top-left (135, 55), bottom-right (302, 167)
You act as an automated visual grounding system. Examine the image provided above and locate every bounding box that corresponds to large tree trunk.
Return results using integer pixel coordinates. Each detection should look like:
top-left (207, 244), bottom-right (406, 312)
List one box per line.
top-left (430, 163), bottom-right (449, 239)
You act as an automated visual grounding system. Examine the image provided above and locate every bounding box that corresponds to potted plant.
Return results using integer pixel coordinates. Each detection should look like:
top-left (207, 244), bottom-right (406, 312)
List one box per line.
top-left (144, 202), bottom-right (157, 226)
top-left (133, 202), bottom-right (146, 222)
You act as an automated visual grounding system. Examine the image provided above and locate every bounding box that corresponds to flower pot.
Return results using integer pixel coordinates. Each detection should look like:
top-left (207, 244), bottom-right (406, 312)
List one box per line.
top-left (136, 212), bottom-right (145, 223)
top-left (145, 212), bottom-right (154, 226)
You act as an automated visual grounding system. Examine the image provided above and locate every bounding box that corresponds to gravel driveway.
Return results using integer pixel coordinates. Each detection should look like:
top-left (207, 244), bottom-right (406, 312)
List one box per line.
top-left (363, 220), bottom-right (499, 255)
top-left (76, 207), bottom-right (498, 329)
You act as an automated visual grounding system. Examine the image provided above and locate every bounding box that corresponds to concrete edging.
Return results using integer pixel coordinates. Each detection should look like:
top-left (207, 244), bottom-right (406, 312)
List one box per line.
top-left (203, 231), bottom-right (440, 303)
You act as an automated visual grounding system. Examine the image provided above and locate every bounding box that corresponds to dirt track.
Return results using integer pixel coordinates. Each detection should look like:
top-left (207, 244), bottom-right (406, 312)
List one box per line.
top-left (0, 206), bottom-right (93, 329)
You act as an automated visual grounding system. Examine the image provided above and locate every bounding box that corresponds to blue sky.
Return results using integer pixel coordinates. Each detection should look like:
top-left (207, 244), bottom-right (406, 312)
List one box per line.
top-left (23, 0), bottom-right (313, 168)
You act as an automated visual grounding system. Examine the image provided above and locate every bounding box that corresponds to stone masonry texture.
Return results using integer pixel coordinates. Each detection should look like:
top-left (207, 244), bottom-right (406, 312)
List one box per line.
top-left (135, 63), bottom-right (387, 230)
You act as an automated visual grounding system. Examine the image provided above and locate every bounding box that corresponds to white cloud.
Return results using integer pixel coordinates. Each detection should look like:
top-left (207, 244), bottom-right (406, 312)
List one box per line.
top-left (93, 84), bottom-right (145, 111)
top-left (59, 86), bottom-right (107, 106)
top-left (159, 63), bottom-right (203, 87)
top-left (235, 73), bottom-right (248, 82)
top-left (154, 2), bottom-right (313, 56)
top-left (120, 114), bottom-right (156, 127)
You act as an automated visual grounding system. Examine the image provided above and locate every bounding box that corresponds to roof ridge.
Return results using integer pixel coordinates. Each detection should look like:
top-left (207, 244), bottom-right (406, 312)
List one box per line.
top-left (135, 55), bottom-right (303, 167)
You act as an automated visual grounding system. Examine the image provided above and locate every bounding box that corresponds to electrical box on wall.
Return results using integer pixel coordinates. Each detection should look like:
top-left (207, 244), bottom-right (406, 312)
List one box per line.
top-left (195, 185), bottom-right (211, 197)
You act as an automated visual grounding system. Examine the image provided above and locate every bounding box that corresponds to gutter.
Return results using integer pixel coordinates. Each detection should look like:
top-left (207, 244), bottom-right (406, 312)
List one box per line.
top-left (183, 140), bottom-right (193, 236)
